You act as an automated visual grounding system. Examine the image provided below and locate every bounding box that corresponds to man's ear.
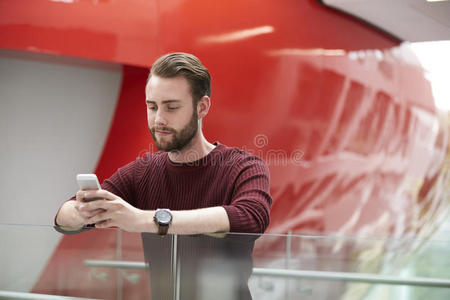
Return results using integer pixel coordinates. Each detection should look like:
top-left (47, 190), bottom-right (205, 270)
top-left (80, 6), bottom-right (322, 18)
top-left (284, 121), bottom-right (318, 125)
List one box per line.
top-left (197, 96), bottom-right (211, 119)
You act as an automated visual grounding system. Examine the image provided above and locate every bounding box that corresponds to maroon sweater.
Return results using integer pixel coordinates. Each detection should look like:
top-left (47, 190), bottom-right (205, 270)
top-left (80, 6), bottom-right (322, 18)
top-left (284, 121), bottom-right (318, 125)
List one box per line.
top-left (102, 142), bottom-right (272, 233)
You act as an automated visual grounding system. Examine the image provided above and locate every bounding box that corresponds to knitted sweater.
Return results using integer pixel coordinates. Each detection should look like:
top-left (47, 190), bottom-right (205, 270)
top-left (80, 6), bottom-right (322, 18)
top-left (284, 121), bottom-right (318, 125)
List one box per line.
top-left (102, 142), bottom-right (272, 233)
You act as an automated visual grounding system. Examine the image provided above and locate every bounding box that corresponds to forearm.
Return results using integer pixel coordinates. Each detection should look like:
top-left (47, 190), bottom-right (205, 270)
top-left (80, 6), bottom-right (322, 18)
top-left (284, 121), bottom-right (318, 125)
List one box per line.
top-left (55, 200), bottom-right (84, 231)
top-left (64, 190), bottom-right (232, 234)
top-left (139, 206), bottom-right (230, 235)
top-left (169, 206), bottom-right (230, 234)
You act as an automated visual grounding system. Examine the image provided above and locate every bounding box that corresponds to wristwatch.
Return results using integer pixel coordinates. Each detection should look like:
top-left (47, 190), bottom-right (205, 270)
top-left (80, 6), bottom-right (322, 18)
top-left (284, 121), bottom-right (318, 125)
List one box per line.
top-left (153, 209), bottom-right (172, 236)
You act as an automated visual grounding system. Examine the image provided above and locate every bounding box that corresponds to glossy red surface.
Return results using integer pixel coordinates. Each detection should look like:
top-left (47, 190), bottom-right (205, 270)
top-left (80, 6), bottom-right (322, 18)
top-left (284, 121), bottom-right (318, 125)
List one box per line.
top-left (0, 0), bottom-right (397, 66)
top-left (2, 0), bottom-right (449, 298)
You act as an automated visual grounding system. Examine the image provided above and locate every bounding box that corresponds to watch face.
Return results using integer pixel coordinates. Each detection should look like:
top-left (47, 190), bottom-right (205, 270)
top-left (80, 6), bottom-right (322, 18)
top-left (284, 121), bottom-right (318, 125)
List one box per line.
top-left (156, 209), bottom-right (172, 225)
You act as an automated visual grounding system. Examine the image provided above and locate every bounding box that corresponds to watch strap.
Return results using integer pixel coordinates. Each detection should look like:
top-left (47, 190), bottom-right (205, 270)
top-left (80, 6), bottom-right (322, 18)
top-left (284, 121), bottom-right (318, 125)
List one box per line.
top-left (157, 223), bottom-right (169, 236)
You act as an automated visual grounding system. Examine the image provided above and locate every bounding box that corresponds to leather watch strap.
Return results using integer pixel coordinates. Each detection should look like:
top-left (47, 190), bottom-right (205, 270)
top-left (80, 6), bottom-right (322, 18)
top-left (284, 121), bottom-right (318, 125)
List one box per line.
top-left (157, 223), bottom-right (169, 235)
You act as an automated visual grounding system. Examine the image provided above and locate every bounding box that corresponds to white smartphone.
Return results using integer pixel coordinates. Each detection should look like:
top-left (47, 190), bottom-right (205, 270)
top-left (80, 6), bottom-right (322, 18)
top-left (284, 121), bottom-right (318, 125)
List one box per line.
top-left (76, 174), bottom-right (102, 202)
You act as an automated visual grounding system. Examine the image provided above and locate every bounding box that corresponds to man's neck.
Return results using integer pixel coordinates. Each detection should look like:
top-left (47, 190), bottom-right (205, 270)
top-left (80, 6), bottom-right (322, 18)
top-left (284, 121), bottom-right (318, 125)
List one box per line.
top-left (168, 132), bottom-right (216, 163)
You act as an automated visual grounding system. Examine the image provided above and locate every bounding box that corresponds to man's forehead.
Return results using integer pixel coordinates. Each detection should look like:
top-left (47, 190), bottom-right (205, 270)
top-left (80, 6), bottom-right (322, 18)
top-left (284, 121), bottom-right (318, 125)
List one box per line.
top-left (145, 75), bottom-right (192, 103)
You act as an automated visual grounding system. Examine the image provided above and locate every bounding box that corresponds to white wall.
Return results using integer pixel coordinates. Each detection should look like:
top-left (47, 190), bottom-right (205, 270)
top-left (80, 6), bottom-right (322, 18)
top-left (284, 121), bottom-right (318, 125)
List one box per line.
top-left (0, 49), bottom-right (122, 291)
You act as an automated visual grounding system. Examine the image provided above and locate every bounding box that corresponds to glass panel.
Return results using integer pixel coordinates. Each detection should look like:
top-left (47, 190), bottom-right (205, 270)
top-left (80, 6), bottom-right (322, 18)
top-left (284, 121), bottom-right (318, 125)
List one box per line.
top-left (248, 229), bottom-right (450, 300)
top-left (1, 224), bottom-right (449, 300)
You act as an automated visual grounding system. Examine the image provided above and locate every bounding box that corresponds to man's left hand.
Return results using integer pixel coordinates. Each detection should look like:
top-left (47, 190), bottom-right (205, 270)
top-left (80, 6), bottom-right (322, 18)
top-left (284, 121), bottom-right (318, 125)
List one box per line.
top-left (79, 190), bottom-right (152, 232)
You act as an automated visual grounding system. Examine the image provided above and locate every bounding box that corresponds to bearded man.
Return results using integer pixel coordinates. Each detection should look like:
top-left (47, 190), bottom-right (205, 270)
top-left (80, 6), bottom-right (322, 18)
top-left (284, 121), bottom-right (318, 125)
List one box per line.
top-left (54, 53), bottom-right (272, 299)
top-left (55, 52), bottom-right (272, 236)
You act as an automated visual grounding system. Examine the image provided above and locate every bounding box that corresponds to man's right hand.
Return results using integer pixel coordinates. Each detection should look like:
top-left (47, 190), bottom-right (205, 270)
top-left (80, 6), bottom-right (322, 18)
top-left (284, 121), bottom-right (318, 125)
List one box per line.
top-left (74, 190), bottom-right (107, 223)
top-left (55, 191), bottom-right (106, 231)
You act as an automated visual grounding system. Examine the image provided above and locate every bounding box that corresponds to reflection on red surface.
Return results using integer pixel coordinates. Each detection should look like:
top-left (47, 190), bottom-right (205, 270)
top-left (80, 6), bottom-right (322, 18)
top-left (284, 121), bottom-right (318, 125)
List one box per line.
top-left (1, 0), bottom-right (449, 298)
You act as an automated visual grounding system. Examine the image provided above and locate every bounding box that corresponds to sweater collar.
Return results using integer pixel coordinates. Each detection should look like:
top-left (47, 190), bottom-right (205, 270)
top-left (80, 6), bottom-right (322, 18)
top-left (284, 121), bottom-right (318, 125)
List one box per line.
top-left (166, 142), bottom-right (226, 171)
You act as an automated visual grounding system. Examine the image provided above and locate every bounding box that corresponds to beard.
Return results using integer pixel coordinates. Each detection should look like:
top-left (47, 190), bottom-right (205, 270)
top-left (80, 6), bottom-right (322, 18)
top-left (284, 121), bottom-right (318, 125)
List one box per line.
top-left (149, 110), bottom-right (198, 152)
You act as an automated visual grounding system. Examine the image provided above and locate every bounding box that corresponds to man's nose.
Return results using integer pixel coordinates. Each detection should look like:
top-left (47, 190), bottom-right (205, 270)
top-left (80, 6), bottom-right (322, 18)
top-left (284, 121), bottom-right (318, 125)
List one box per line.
top-left (154, 110), bottom-right (167, 126)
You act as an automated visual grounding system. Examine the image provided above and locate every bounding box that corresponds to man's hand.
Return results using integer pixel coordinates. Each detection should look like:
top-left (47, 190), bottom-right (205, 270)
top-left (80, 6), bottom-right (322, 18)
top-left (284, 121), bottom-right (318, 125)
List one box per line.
top-left (78, 190), bottom-right (153, 232)
top-left (72, 190), bottom-right (106, 225)
top-left (55, 191), bottom-right (106, 231)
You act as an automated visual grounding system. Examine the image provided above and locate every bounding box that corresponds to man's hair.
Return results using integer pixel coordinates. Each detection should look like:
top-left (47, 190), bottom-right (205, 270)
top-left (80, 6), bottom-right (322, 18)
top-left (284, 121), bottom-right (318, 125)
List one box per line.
top-left (148, 53), bottom-right (211, 104)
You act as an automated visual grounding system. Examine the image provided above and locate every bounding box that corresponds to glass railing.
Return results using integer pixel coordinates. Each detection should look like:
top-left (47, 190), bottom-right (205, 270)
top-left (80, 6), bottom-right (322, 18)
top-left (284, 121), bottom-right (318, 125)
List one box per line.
top-left (1, 223), bottom-right (449, 300)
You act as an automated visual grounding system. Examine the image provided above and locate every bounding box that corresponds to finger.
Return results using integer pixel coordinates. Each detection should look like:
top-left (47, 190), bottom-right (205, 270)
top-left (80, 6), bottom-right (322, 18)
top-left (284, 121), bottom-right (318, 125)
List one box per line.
top-left (74, 199), bottom-right (86, 212)
top-left (95, 219), bottom-right (113, 229)
top-left (75, 190), bottom-right (85, 202)
top-left (92, 208), bottom-right (107, 215)
top-left (84, 189), bottom-right (116, 201)
top-left (75, 190), bottom-right (100, 203)
top-left (83, 199), bottom-right (112, 211)
top-left (87, 210), bottom-right (109, 224)
top-left (82, 208), bottom-right (106, 219)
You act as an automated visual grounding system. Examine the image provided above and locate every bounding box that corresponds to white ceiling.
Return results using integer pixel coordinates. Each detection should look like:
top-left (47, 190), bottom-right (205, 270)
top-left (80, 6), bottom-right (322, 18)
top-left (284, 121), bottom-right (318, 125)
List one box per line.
top-left (322, 0), bottom-right (450, 42)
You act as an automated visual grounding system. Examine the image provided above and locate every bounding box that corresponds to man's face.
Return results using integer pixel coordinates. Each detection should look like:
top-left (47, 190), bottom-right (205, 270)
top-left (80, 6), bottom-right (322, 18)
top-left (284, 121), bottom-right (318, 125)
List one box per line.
top-left (145, 75), bottom-right (198, 152)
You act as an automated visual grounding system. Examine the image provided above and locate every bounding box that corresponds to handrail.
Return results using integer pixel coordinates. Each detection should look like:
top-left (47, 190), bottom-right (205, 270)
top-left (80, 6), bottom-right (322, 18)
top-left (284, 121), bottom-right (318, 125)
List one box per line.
top-left (252, 268), bottom-right (450, 288)
top-left (84, 259), bottom-right (147, 269)
top-left (83, 259), bottom-right (450, 288)
top-left (0, 290), bottom-right (101, 300)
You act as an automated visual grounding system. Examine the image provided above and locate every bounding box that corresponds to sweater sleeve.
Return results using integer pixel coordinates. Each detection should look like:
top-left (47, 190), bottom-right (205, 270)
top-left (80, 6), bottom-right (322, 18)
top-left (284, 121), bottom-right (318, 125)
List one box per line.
top-left (222, 157), bottom-right (272, 234)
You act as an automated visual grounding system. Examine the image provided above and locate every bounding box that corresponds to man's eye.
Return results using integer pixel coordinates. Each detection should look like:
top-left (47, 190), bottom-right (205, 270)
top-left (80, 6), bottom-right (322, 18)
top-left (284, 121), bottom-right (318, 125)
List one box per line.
top-left (168, 107), bottom-right (179, 110)
top-left (148, 106), bottom-right (157, 111)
